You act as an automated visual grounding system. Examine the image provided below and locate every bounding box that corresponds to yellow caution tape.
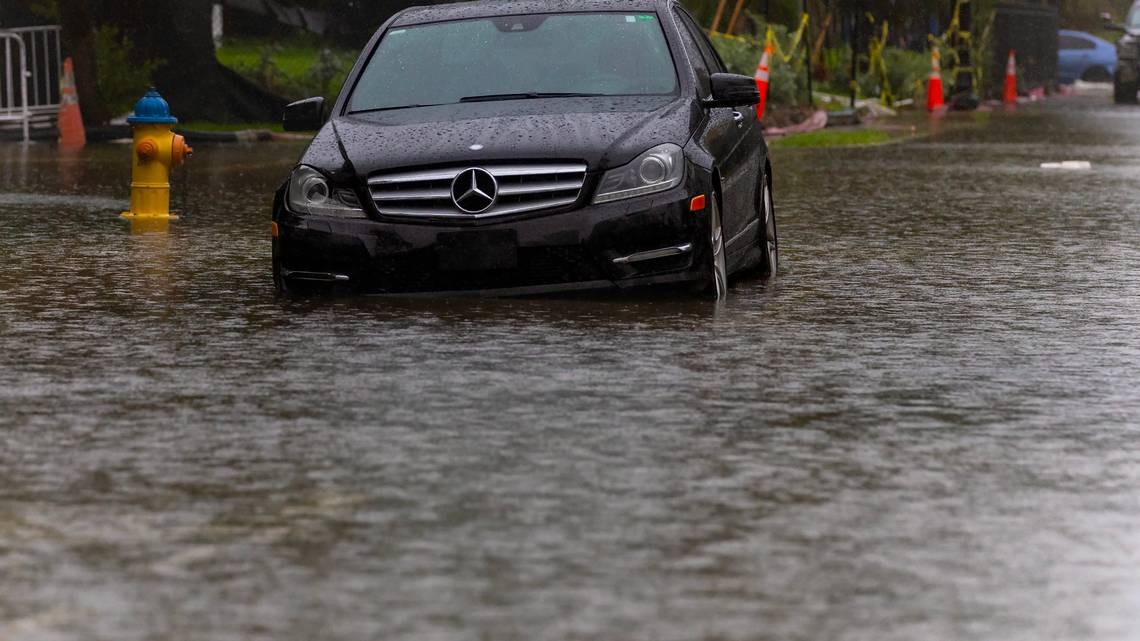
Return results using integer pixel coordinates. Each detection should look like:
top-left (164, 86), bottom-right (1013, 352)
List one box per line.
top-left (710, 13), bottom-right (809, 62)
top-left (866, 20), bottom-right (893, 106)
top-left (927, 0), bottom-right (973, 91)
top-left (765, 13), bottom-right (810, 66)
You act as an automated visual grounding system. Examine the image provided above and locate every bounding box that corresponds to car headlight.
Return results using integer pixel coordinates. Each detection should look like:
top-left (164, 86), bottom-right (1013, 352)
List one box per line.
top-left (286, 165), bottom-right (367, 218)
top-left (593, 143), bottom-right (685, 204)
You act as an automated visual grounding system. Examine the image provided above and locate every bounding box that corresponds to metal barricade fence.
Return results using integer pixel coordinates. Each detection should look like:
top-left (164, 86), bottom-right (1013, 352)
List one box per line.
top-left (0, 25), bottom-right (62, 143)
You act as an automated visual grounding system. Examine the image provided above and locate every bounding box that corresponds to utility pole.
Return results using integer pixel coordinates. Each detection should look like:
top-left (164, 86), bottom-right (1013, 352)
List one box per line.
top-left (803, 0), bottom-right (812, 105)
top-left (726, 0), bottom-right (746, 35)
top-left (711, 0), bottom-right (728, 33)
top-left (850, 0), bottom-right (859, 108)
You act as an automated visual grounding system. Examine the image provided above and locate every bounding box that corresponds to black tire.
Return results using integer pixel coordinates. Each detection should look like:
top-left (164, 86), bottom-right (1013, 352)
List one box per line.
top-left (759, 173), bottom-right (779, 278)
top-left (272, 257), bottom-right (291, 294)
top-left (1114, 74), bottom-right (1138, 104)
top-left (1081, 66), bottom-right (1111, 83)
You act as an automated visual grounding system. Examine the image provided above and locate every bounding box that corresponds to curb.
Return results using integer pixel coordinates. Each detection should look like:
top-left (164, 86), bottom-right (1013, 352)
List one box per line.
top-left (175, 129), bottom-right (276, 143)
top-left (173, 130), bottom-right (313, 143)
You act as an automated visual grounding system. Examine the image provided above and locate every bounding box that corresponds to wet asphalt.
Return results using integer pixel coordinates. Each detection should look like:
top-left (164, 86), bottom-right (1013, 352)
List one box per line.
top-left (1, 95), bottom-right (1139, 640)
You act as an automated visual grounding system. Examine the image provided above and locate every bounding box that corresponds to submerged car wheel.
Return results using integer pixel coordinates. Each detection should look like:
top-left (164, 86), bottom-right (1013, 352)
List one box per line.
top-left (705, 196), bottom-right (728, 300)
top-left (273, 258), bottom-right (289, 294)
top-left (1082, 66), bottom-right (1112, 83)
top-left (1114, 75), bottom-right (1139, 104)
top-left (759, 174), bottom-right (779, 278)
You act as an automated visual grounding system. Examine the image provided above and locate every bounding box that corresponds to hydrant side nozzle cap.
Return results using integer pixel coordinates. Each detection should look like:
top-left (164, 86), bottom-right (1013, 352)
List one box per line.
top-left (137, 138), bottom-right (159, 159)
top-left (127, 87), bottom-right (178, 125)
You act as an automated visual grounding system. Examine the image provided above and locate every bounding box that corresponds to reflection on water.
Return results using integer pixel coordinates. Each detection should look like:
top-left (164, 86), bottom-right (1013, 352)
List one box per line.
top-left (2, 99), bottom-right (1140, 640)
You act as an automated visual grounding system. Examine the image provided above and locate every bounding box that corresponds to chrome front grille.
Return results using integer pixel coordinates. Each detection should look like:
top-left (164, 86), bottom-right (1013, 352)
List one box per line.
top-left (368, 163), bottom-right (587, 219)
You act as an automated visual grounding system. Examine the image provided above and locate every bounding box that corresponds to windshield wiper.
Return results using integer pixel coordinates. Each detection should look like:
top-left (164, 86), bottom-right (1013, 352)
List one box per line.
top-left (349, 103), bottom-right (450, 114)
top-left (459, 92), bottom-right (608, 103)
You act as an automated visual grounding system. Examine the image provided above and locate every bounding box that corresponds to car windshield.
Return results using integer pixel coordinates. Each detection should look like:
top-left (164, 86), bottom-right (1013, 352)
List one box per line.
top-left (1129, 7), bottom-right (1140, 28)
top-left (347, 12), bottom-right (679, 113)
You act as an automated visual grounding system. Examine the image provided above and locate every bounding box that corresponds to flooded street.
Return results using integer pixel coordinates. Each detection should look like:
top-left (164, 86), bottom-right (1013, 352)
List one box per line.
top-left (2, 97), bottom-right (1140, 640)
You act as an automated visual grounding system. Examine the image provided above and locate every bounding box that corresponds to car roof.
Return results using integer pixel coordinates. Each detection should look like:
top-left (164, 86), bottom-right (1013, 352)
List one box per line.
top-left (393, 0), bottom-right (672, 27)
top-left (1058, 29), bottom-right (1111, 46)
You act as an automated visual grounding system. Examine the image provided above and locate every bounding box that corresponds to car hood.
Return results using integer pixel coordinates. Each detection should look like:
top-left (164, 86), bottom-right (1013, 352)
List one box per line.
top-left (310, 95), bottom-right (696, 178)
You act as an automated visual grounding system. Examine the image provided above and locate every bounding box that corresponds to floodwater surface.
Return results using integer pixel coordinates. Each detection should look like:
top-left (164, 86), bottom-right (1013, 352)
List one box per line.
top-left (2, 98), bottom-right (1140, 640)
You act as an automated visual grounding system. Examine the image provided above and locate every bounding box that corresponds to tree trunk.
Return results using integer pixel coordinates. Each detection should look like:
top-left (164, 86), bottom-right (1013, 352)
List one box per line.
top-left (57, 0), bottom-right (112, 125)
top-left (61, 0), bottom-right (285, 124)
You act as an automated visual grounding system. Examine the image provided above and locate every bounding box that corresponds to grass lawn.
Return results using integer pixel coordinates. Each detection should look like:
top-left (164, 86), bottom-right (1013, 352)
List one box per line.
top-left (217, 38), bottom-right (355, 78)
top-left (770, 128), bottom-right (893, 149)
top-left (216, 38), bottom-right (356, 101)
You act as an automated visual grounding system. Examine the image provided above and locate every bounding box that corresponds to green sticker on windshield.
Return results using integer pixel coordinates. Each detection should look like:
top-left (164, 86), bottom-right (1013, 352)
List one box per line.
top-left (637, 14), bottom-right (655, 21)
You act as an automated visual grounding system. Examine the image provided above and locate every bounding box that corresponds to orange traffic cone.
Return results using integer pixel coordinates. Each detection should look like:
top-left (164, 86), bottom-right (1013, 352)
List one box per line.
top-left (754, 42), bottom-right (773, 121)
top-left (58, 57), bottom-right (86, 148)
top-left (1003, 50), bottom-right (1018, 105)
top-left (926, 49), bottom-right (944, 112)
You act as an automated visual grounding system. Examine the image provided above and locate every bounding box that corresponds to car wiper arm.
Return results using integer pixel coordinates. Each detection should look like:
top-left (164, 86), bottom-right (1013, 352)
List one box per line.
top-left (349, 103), bottom-right (450, 114)
top-left (459, 92), bottom-right (608, 102)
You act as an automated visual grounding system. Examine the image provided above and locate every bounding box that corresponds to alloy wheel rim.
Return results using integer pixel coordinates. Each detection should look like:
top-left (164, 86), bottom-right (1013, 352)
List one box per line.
top-left (764, 180), bottom-right (778, 275)
top-left (711, 199), bottom-right (727, 299)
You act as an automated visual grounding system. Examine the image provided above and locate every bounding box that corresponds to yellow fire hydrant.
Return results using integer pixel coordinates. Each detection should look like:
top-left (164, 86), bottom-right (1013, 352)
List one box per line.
top-left (120, 88), bottom-right (192, 225)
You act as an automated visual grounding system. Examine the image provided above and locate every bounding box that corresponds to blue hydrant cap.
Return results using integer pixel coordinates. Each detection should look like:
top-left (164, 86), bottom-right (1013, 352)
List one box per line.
top-left (127, 87), bottom-right (178, 124)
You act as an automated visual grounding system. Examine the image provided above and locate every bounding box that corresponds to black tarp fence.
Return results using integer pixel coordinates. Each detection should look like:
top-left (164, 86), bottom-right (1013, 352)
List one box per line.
top-left (992, 1), bottom-right (1059, 95)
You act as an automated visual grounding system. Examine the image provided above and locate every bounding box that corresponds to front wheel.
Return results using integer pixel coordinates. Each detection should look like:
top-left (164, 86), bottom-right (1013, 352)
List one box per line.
top-left (1082, 66), bottom-right (1111, 83)
top-left (703, 196), bottom-right (728, 300)
top-left (1114, 74), bottom-right (1138, 104)
top-left (759, 174), bottom-right (779, 278)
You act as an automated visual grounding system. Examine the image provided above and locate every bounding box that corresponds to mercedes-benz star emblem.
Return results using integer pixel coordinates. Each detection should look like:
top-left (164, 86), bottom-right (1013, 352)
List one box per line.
top-left (451, 168), bottom-right (498, 214)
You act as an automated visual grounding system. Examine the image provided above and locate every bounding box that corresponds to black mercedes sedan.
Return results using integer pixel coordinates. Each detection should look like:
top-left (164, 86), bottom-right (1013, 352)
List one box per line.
top-left (272, 0), bottom-right (777, 299)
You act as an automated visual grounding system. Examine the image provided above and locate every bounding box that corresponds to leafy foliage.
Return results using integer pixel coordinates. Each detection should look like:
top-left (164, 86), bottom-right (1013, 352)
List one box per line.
top-left (710, 28), bottom-right (806, 106)
top-left (92, 25), bottom-right (162, 117)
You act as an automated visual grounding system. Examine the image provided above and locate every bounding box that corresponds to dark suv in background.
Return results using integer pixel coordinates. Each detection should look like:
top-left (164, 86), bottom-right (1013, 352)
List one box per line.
top-left (1107, 2), bottom-right (1140, 103)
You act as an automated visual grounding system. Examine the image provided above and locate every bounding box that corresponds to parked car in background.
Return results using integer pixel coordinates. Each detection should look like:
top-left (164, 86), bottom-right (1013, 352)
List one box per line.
top-left (273, 0), bottom-right (777, 299)
top-left (1057, 29), bottom-right (1116, 84)
top-left (1105, 2), bottom-right (1140, 103)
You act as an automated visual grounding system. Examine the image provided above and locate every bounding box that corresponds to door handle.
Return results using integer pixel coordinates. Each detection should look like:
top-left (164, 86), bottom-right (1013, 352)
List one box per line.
top-left (732, 111), bottom-right (744, 126)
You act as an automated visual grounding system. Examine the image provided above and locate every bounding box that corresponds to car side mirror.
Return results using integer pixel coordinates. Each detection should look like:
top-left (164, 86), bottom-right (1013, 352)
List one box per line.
top-left (283, 97), bottom-right (326, 131)
top-left (704, 73), bottom-right (760, 109)
top-left (1102, 12), bottom-right (1125, 31)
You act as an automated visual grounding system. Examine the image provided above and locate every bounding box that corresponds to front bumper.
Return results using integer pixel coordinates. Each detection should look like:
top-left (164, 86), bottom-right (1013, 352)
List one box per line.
top-left (272, 182), bottom-right (712, 296)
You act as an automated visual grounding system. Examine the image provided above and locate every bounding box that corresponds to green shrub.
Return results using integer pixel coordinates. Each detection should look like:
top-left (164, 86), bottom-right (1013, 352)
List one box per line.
top-left (882, 48), bottom-right (937, 101)
top-left (93, 25), bottom-right (162, 116)
top-left (709, 25), bottom-right (807, 106)
top-left (820, 45), bottom-right (945, 104)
